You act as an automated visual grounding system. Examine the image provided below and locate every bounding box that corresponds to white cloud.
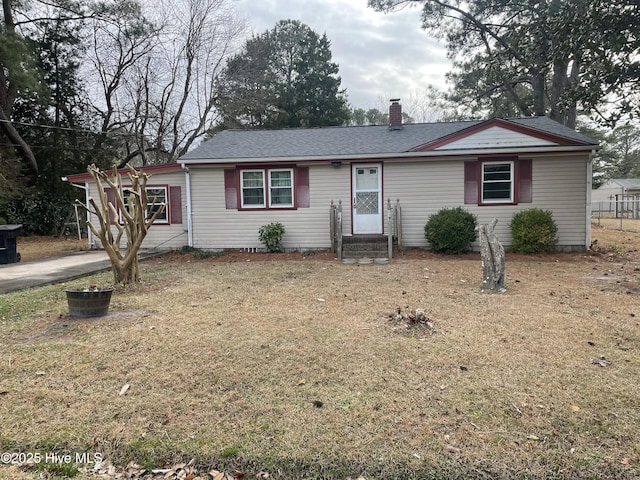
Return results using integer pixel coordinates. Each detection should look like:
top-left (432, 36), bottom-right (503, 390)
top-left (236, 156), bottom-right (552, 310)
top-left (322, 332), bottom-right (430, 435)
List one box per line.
top-left (234, 0), bottom-right (450, 109)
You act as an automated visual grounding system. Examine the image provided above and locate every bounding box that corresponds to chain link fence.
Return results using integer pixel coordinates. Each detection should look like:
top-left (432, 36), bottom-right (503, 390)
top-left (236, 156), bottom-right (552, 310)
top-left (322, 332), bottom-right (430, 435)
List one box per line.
top-left (592, 196), bottom-right (640, 232)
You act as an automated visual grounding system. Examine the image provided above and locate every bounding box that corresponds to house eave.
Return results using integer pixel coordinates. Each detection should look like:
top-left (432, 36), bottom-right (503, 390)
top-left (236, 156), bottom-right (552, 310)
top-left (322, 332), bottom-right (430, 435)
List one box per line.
top-left (180, 144), bottom-right (599, 166)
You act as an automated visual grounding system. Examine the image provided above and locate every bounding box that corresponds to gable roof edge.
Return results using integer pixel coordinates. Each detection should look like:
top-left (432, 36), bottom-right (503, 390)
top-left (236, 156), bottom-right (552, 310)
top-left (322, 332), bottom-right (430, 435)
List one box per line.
top-left (413, 117), bottom-right (595, 151)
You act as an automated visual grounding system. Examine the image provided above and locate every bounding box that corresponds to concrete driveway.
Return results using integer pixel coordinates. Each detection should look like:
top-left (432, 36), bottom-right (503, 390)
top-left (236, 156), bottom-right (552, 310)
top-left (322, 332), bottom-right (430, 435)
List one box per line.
top-left (0, 251), bottom-right (157, 294)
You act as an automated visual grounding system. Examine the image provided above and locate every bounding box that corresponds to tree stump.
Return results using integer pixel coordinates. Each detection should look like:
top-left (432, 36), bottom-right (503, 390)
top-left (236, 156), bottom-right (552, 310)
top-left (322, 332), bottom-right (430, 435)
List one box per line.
top-left (477, 218), bottom-right (505, 292)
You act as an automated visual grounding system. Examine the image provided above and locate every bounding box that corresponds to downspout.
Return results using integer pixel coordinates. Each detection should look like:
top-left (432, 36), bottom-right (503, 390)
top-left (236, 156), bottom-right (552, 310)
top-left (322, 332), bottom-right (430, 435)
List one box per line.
top-left (586, 150), bottom-right (594, 250)
top-left (181, 163), bottom-right (193, 247)
top-left (61, 178), bottom-right (93, 248)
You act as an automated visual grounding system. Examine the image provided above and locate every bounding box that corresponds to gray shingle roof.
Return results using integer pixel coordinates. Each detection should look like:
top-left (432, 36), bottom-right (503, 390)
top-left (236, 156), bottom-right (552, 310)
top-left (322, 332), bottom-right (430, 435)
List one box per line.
top-left (609, 179), bottom-right (640, 189)
top-left (180, 116), bottom-right (598, 162)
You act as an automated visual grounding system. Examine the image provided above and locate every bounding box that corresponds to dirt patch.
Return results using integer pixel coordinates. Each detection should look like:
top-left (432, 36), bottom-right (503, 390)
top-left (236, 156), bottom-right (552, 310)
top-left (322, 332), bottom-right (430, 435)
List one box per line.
top-left (383, 306), bottom-right (437, 338)
top-left (155, 248), bottom-right (338, 265)
top-left (2, 310), bottom-right (154, 345)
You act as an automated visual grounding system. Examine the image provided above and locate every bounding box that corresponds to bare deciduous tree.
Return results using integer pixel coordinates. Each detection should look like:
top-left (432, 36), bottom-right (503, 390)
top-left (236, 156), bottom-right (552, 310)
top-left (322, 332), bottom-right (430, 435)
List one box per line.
top-left (79, 164), bottom-right (164, 284)
top-left (84, 0), bottom-right (246, 167)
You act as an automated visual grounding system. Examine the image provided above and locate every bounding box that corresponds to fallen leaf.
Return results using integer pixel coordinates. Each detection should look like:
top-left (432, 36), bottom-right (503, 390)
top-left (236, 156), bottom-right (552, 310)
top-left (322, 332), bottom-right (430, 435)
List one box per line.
top-left (119, 384), bottom-right (130, 396)
top-left (570, 405), bottom-right (581, 412)
top-left (592, 356), bottom-right (612, 367)
top-left (445, 444), bottom-right (461, 454)
top-left (211, 471), bottom-right (225, 480)
top-left (527, 434), bottom-right (540, 441)
top-left (151, 468), bottom-right (172, 474)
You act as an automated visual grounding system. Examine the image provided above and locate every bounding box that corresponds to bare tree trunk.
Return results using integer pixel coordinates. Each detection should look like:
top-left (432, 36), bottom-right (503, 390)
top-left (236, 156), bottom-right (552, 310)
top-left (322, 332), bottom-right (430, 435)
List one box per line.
top-left (0, 108), bottom-right (38, 183)
top-left (0, 0), bottom-right (38, 184)
top-left (550, 59), bottom-right (568, 125)
top-left (78, 164), bottom-right (165, 285)
top-left (478, 218), bottom-right (505, 292)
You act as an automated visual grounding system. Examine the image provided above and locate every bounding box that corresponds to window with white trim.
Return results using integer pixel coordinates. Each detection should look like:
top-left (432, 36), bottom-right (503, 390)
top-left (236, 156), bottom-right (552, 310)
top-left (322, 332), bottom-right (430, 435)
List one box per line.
top-left (241, 170), bottom-right (265, 207)
top-left (241, 169), bottom-right (293, 208)
top-left (269, 169), bottom-right (293, 207)
top-left (482, 162), bottom-right (513, 203)
top-left (145, 187), bottom-right (168, 222)
top-left (122, 186), bottom-right (168, 223)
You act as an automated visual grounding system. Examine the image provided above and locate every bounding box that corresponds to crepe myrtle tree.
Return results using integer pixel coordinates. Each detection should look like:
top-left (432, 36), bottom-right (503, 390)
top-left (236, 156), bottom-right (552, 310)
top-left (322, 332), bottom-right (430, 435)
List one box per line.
top-left (77, 163), bottom-right (165, 284)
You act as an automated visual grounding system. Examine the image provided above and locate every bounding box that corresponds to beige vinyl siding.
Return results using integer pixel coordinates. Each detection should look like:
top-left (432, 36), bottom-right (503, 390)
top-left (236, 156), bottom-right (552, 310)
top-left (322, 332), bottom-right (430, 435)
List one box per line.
top-left (190, 165), bottom-right (350, 251)
top-left (526, 155), bottom-right (589, 249)
top-left (188, 152), bottom-right (589, 252)
top-left (86, 171), bottom-right (188, 251)
top-left (436, 126), bottom-right (557, 150)
top-left (383, 160), bottom-right (461, 248)
top-left (383, 154), bottom-right (589, 250)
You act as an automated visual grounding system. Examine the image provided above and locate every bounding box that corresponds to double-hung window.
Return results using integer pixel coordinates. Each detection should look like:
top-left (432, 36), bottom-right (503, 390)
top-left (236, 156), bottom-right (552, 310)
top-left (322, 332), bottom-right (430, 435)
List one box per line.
top-left (269, 169), bottom-right (293, 207)
top-left (482, 162), bottom-right (514, 203)
top-left (241, 169), bottom-right (293, 208)
top-left (122, 186), bottom-right (168, 223)
top-left (241, 171), bottom-right (266, 207)
top-left (145, 187), bottom-right (168, 222)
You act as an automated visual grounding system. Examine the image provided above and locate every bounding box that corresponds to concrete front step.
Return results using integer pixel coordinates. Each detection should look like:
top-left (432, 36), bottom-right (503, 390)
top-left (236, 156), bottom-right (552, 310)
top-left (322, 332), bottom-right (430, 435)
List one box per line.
top-left (343, 251), bottom-right (389, 259)
top-left (341, 235), bottom-right (393, 259)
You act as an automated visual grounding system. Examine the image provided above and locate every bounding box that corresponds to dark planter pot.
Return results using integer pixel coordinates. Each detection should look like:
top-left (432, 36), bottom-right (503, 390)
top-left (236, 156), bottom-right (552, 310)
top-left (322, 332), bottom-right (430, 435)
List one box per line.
top-left (66, 289), bottom-right (113, 318)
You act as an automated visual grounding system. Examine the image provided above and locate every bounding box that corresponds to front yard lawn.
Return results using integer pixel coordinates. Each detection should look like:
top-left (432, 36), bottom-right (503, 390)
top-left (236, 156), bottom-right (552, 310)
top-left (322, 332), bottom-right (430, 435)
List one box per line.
top-left (1, 224), bottom-right (639, 479)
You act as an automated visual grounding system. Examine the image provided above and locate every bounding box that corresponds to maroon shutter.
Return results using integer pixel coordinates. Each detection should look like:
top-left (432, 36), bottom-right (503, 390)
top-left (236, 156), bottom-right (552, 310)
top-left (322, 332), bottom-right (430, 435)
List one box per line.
top-left (105, 188), bottom-right (117, 224)
top-left (224, 169), bottom-right (238, 209)
top-left (464, 161), bottom-right (479, 204)
top-left (295, 166), bottom-right (310, 208)
top-left (517, 159), bottom-right (533, 203)
top-left (169, 186), bottom-right (182, 224)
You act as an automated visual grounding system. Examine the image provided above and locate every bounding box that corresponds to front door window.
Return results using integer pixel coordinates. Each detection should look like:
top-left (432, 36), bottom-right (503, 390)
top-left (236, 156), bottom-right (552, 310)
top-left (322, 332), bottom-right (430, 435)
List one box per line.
top-left (352, 164), bottom-right (382, 234)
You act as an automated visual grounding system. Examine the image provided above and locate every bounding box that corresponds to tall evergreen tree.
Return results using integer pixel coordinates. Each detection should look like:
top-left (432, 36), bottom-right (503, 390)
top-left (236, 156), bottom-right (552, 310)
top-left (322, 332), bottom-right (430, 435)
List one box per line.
top-left (216, 19), bottom-right (350, 129)
top-left (369, 0), bottom-right (640, 128)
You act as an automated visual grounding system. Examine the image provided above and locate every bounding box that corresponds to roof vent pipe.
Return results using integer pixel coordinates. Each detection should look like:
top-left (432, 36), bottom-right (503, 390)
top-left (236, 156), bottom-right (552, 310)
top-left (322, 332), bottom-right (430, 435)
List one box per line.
top-left (389, 98), bottom-right (402, 130)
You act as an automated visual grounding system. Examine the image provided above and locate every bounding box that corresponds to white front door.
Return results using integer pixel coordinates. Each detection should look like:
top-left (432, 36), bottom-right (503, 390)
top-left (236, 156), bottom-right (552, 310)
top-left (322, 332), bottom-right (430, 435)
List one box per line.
top-left (352, 163), bottom-right (382, 234)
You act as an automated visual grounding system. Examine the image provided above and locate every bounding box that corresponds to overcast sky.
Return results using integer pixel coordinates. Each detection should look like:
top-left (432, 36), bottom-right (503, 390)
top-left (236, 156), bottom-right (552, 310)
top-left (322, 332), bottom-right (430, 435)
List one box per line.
top-left (234, 0), bottom-right (450, 112)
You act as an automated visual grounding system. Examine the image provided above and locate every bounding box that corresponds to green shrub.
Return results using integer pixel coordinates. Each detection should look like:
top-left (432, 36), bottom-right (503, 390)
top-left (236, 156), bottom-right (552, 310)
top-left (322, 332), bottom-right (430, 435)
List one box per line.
top-left (510, 208), bottom-right (558, 253)
top-left (424, 207), bottom-right (477, 254)
top-left (258, 222), bottom-right (286, 253)
top-left (0, 190), bottom-right (73, 235)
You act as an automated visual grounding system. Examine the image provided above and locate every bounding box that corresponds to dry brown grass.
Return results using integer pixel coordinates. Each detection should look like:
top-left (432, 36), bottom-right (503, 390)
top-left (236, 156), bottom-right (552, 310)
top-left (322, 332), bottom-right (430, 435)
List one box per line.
top-left (16, 236), bottom-right (86, 262)
top-left (1, 225), bottom-right (639, 479)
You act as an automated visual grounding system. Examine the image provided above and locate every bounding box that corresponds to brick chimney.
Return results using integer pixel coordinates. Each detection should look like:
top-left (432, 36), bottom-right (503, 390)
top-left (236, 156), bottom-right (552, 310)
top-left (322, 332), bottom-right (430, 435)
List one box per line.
top-left (389, 98), bottom-right (402, 130)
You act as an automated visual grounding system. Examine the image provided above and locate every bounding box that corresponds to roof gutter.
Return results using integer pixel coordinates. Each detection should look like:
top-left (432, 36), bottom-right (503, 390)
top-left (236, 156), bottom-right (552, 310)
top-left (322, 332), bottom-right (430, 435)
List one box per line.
top-left (180, 144), bottom-right (600, 166)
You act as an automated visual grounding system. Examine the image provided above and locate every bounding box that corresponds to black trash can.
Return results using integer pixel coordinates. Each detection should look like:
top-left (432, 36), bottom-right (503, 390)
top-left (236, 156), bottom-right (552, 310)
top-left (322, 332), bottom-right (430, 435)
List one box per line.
top-left (0, 224), bottom-right (22, 264)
